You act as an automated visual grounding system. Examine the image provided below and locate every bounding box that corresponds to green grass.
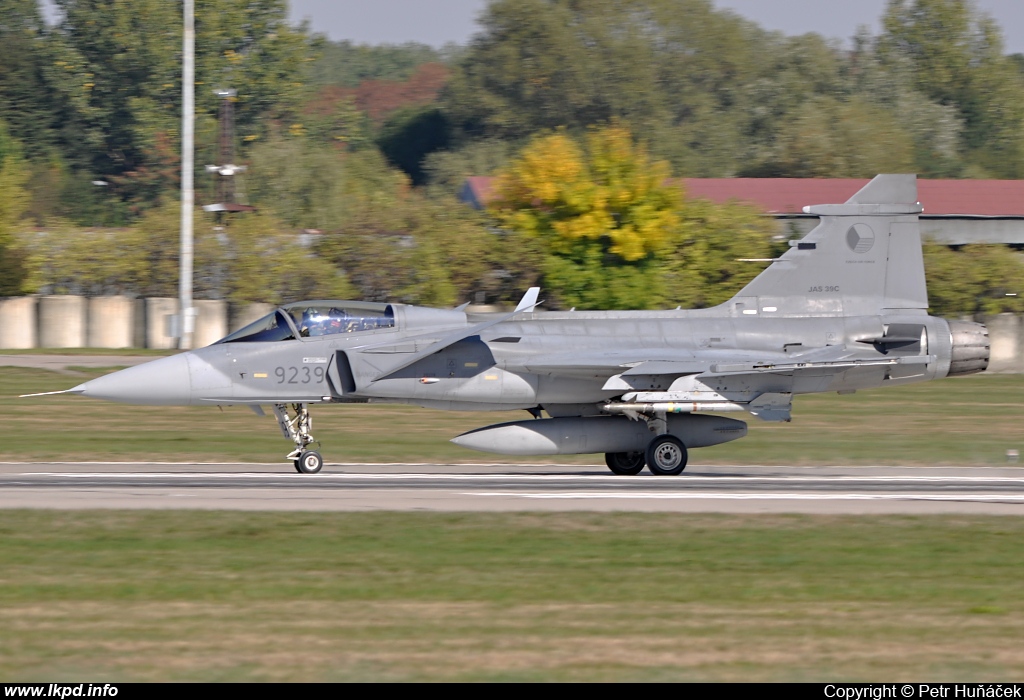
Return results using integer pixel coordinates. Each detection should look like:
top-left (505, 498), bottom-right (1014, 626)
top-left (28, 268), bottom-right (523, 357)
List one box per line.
top-left (1, 511), bottom-right (1023, 681)
top-left (3, 364), bottom-right (1023, 680)
top-left (1, 365), bottom-right (1022, 464)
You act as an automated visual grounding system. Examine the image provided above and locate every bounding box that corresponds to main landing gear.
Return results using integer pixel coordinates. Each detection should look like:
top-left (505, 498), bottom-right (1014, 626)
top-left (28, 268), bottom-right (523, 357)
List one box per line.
top-left (604, 436), bottom-right (689, 476)
top-left (273, 403), bottom-right (323, 474)
top-left (604, 451), bottom-right (645, 475)
top-left (645, 434), bottom-right (688, 476)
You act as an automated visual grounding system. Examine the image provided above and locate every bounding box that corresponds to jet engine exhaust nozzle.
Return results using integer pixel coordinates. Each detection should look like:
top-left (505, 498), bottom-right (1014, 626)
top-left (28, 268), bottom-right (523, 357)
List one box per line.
top-left (947, 319), bottom-right (990, 376)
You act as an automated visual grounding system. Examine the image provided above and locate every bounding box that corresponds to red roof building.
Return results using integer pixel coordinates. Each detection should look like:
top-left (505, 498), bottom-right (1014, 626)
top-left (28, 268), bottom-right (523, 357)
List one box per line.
top-left (681, 178), bottom-right (1024, 217)
top-left (461, 176), bottom-right (1024, 244)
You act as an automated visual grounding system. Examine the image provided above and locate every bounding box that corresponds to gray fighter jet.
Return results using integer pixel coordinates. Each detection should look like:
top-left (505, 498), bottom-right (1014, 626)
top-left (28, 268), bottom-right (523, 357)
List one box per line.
top-left (31, 174), bottom-right (990, 474)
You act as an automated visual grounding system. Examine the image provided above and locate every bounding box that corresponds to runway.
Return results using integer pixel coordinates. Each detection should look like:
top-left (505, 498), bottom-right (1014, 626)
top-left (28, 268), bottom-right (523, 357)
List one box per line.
top-left (2, 462), bottom-right (1024, 513)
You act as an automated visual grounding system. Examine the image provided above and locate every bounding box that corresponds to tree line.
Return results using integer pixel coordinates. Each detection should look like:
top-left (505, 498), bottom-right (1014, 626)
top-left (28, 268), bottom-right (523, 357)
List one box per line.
top-left (0, 0), bottom-right (1021, 316)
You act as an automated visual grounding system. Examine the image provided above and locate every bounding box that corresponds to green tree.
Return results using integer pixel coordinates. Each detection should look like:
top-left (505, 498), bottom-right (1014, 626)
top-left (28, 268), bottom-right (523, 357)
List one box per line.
top-left (222, 212), bottom-right (355, 305)
top-left (443, 0), bottom-right (868, 177)
top-left (0, 0), bottom-right (60, 159)
top-left (877, 0), bottom-right (1024, 177)
top-left (245, 132), bottom-right (399, 231)
top-left (442, 0), bottom-right (1024, 179)
top-left (123, 200), bottom-right (222, 298)
top-left (20, 221), bottom-right (150, 296)
top-left (0, 121), bottom-right (31, 294)
top-left (20, 202), bottom-right (221, 298)
top-left (307, 40), bottom-right (450, 89)
top-left (125, 201), bottom-right (355, 304)
top-left (756, 96), bottom-right (916, 177)
top-left (663, 199), bottom-right (775, 309)
top-left (46, 0), bottom-right (316, 212)
top-left (879, 0), bottom-right (988, 106)
top-left (18, 200), bottom-right (354, 304)
top-left (0, 122), bottom-right (30, 237)
top-left (445, 0), bottom-right (692, 161)
top-left (299, 90), bottom-right (372, 151)
top-left (316, 167), bottom-right (495, 307)
top-left (923, 244), bottom-right (1024, 317)
top-left (422, 139), bottom-right (513, 196)
top-left (250, 135), bottom-right (495, 306)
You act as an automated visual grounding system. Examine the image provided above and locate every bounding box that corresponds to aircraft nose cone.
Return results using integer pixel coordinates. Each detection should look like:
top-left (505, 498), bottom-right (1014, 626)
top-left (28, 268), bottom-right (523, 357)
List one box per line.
top-left (72, 353), bottom-right (193, 405)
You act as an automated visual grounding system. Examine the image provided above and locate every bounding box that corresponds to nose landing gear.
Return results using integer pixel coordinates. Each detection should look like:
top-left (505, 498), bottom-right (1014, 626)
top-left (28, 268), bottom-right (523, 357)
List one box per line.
top-left (295, 449), bottom-right (324, 474)
top-left (273, 403), bottom-right (323, 474)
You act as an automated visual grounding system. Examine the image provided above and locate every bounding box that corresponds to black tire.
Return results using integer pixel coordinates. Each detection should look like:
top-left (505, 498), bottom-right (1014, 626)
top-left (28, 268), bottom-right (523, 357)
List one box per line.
top-left (645, 435), bottom-right (687, 476)
top-left (295, 450), bottom-right (324, 474)
top-left (605, 451), bottom-right (645, 475)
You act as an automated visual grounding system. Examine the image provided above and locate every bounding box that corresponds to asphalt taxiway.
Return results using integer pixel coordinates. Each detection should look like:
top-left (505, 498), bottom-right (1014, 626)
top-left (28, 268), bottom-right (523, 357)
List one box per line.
top-left (2, 462), bottom-right (1024, 514)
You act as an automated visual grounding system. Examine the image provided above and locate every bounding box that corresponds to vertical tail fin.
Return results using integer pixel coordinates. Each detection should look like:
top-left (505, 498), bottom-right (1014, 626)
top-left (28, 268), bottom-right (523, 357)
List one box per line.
top-left (731, 174), bottom-right (927, 317)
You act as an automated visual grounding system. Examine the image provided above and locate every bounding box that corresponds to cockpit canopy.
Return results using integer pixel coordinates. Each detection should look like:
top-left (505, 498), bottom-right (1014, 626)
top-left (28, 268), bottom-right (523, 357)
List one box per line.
top-left (286, 302), bottom-right (395, 337)
top-left (216, 301), bottom-right (395, 344)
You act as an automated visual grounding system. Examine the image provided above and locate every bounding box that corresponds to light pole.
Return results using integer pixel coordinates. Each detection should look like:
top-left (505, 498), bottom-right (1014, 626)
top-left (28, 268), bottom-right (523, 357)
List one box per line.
top-left (179, 0), bottom-right (195, 350)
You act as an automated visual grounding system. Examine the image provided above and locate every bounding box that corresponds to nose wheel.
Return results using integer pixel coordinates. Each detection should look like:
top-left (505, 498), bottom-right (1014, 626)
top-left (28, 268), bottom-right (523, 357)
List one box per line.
top-left (294, 450), bottom-right (324, 474)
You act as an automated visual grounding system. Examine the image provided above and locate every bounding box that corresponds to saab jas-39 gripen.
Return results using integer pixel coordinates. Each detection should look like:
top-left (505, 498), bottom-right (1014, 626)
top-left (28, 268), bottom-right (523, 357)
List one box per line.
top-left (29, 175), bottom-right (990, 474)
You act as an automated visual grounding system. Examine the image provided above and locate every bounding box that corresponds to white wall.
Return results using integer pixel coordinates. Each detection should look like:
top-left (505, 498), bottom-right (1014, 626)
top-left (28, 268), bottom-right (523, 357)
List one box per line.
top-left (0, 296), bottom-right (37, 349)
top-left (87, 296), bottom-right (134, 348)
top-left (38, 295), bottom-right (86, 348)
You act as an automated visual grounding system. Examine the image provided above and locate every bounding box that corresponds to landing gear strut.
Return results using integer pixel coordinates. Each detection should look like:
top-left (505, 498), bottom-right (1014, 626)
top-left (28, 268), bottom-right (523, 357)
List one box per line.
top-left (273, 403), bottom-right (323, 474)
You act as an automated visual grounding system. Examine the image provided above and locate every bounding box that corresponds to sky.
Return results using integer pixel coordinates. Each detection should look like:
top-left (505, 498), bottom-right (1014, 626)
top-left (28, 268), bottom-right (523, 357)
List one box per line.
top-left (34, 1), bottom-right (1024, 53)
top-left (287, 0), bottom-right (1024, 54)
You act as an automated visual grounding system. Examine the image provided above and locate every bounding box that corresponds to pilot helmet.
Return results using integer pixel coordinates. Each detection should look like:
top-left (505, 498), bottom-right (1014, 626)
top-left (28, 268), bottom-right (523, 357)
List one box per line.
top-left (325, 308), bottom-right (346, 332)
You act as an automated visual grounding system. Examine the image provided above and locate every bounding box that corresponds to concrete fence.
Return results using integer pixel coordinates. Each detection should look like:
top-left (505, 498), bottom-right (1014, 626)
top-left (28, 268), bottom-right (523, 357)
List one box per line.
top-left (87, 296), bottom-right (134, 349)
top-left (2, 296), bottom-right (1024, 371)
top-left (0, 295), bottom-right (270, 350)
top-left (987, 313), bottom-right (1024, 373)
top-left (0, 296), bottom-right (37, 349)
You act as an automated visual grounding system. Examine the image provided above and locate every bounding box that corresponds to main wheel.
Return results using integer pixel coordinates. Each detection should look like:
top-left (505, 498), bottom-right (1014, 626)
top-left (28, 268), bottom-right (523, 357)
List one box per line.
top-left (295, 450), bottom-right (324, 474)
top-left (645, 435), bottom-right (687, 476)
top-left (605, 451), bottom-right (645, 475)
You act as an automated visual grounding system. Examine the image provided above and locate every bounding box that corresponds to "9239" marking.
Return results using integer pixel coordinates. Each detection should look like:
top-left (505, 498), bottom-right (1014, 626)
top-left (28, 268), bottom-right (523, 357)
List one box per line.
top-left (275, 366), bottom-right (326, 384)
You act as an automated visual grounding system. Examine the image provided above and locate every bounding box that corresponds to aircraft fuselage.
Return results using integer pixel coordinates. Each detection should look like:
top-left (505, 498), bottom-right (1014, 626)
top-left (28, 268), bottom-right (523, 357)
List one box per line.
top-left (154, 308), bottom-right (955, 410)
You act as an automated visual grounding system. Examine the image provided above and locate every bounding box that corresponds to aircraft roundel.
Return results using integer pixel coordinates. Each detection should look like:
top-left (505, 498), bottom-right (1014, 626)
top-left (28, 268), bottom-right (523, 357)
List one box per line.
top-left (846, 224), bottom-right (875, 254)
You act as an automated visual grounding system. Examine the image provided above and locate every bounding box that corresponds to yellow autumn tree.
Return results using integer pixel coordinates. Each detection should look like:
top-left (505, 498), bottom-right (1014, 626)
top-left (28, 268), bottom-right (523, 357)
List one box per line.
top-left (490, 124), bottom-right (683, 308)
